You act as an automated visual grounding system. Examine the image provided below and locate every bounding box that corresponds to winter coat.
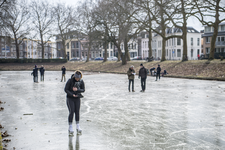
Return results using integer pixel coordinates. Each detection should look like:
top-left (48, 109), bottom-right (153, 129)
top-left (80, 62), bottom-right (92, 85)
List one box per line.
top-left (64, 72), bottom-right (85, 99)
top-left (157, 66), bottom-right (161, 73)
top-left (127, 68), bottom-right (135, 80)
top-left (139, 67), bottom-right (147, 78)
top-left (40, 67), bottom-right (45, 75)
top-left (31, 68), bottom-right (38, 77)
top-left (62, 67), bottom-right (66, 74)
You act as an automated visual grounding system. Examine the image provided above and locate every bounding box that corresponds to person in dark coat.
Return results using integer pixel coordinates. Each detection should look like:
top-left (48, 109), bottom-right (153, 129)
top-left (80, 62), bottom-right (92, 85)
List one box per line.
top-left (155, 64), bottom-right (161, 81)
top-left (61, 66), bottom-right (66, 82)
top-left (139, 63), bottom-right (147, 92)
top-left (127, 65), bottom-right (135, 92)
top-left (31, 65), bottom-right (38, 83)
top-left (150, 67), bottom-right (155, 76)
top-left (39, 65), bottom-right (45, 81)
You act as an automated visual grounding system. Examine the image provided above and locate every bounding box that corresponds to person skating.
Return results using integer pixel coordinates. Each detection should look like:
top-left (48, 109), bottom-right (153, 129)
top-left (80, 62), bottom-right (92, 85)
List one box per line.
top-left (61, 66), bottom-right (66, 82)
top-left (39, 65), bottom-right (45, 81)
top-left (31, 65), bottom-right (38, 83)
top-left (139, 64), bottom-right (147, 92)
top-left (155, 64), bottom-right (161, 81)
top-left (150, 67), bottom-right (155, 76)
top-left (127, 65), bottom-right (135, 92)
top-left (64, 70), bottom-right (85, 135)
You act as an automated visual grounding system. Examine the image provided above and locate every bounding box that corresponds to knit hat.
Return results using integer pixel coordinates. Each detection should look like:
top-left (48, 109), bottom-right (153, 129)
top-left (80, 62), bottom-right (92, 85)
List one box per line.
top-left (74, 70), bottom-right (82, 79)
top-left (140, 64), bottom-right (143, 66)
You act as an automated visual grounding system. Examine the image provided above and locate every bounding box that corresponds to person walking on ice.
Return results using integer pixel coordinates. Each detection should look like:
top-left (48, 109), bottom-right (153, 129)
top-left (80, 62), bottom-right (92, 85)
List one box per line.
top-left (139, 64), bottom-right (147, 92)
top-left (155, 64), bottom-right (161, 81)
top-left (65, 70), bottom-right (85, 135)
top-left (39, 65), bottom-right (45, 81)
top-left (127, 65), bottom-right (135, 92)
top-left (61, 66), bottom-right (66, 82)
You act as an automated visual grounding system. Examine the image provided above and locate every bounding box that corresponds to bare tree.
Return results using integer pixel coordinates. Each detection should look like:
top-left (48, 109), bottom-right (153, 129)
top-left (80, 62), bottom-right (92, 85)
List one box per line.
top-left (30, 0), bottom-right (54, 59)
top-left (53, 3), bottom-right (77, 59)
top-left (193, 0), bottom-right (225, 60)
top-left (2, 0), bottom-right (31, 59)
top-left (77, 0), bottom-right (100, 62)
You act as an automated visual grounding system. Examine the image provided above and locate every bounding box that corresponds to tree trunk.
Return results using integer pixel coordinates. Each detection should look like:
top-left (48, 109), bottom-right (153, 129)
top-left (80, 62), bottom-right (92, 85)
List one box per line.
top-left (14, 34), bottom-right (19, 59)
top-left (62, 39), bottom-right (66, 59)
top-left (122, 37), bottom-right (128, 65)
top-left (148, 29), bottom-right (152, 61)
top-left (86, 42), bottom-right (91, 62)
top-left (182, 28), bottom-right (188, 61)
top-left (209, 1), bottom-right (220, 60)
top-left (126, 51), bottom-right (130, 61)
top-left (181, 1), bottom-right (188, 61)
top-left (161, 37), bottom-right (166, 61)
top-left (103, 41), bottom-right (108, 62)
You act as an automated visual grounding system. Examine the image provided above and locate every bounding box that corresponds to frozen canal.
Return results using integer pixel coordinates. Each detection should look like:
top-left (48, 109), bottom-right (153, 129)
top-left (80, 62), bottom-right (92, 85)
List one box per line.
top-left (0, 71), bottom-right (225, 150)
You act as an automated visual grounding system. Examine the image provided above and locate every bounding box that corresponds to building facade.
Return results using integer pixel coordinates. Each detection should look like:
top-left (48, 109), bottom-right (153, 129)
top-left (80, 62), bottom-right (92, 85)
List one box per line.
top-left (202, 22), bottom-right (225, 58)
top-left (139, 27), bottom-right (201, 60)
top-left (0, 35), bottom-right (57, 59)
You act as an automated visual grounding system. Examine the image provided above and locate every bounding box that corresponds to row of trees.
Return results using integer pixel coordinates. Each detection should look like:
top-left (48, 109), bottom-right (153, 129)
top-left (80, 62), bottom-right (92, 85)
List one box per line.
top-left (0, 0), bottom-right (224, 63)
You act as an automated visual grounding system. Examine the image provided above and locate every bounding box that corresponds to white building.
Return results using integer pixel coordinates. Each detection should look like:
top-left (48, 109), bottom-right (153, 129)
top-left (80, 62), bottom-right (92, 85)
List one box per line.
top-left (152, 27), bottom-right (201, 60)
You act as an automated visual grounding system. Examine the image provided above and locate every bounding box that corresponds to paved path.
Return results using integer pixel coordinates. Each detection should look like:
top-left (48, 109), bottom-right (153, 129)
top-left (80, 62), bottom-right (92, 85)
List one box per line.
top-left (0, 71), bottom-right (225, 150)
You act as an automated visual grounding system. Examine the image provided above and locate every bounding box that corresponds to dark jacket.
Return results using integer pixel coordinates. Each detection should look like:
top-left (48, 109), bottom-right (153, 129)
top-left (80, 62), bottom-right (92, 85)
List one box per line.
top-left (40, 67), bottom-right (45, 75)
top-left (64, 74), bottom-right (85, 98)
top-left (139, 67), bottom-right (147, 78)
top-left (31, 68), bottom-right (38, 77)
top-left (127, 68), bottom-right (135, 80)
top-left (62, 67), bottom-right (66, 74)
top-left (157, 66), bottom-right (161, 73)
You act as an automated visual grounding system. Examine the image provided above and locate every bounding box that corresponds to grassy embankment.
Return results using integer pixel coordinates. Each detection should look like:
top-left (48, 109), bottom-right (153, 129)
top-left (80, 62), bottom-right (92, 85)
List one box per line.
top-left (0, 60), bottom-right (225, 81)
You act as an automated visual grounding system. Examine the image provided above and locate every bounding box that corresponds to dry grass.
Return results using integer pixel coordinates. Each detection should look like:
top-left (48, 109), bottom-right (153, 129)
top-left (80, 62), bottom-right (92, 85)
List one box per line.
top-left (0, 60), bottom-right (225, 81)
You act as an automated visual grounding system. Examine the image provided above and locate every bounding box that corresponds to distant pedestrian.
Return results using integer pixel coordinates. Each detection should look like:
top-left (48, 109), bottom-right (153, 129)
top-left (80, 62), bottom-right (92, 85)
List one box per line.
top-left (150, 67), bottom-right (155, 76)
top-left (139, 64), bottom-right (147, 92)
top-left (61, 66), bottom-right (66, 82)
top-left (31, 65), bottom-right (38, 83)
top-left (127, 65), bottom-right (135, 92)
top-left (64, 70), bottom-right (85, 135)
top-left (155, 64), bottom-right (161, 81)
top-left (39, 65), bottom-right (45, 81)
top-left (197, 54), bottom-right (200, 60)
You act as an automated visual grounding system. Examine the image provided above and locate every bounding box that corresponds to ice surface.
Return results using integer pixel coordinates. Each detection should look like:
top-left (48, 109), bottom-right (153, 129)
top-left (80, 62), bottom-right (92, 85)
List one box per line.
top-left (0, 71), bottom-right (225, 150)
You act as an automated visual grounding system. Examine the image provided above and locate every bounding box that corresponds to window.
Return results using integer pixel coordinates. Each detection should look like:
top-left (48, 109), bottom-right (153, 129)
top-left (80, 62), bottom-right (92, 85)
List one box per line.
top-left (221, 37), bottom-right (225, 41)
top-left (174, 49), bottom-right (176, 57)
top-left (177, 49), bottom-right (181, 57)
top-left (111, 42), bottom-right (113, 49)
top-left (191, 38), bottom-right (193, 46)
top-left (166, 49), bottom-right (168, 56)
top-left (217, 37), bottom-right (220, 41)
top-left (169, 39), bottom-right (171, 46)
top-left (206, 48), bottom-right (210, 54)
top-left (221, 25), bottom-right (225, 31)
top-left (191, 49), bottom-right (193, 57)
top-left (221, 48), bottom-right (224, 53)
top-left (177, 38), bottom-right (181, 45)
top-left (205, 26), bottom-right (211, 32)
top-left (110, 51), bottom-right (112, 57)
top-left (76, 42), bottom-right (79, 48)
top-left (206, 37), bottom-right (210, 43)
top-left (67, 43), bottom-right (69, 49)
top-left (121, 44), bottom-right (123, 50)
top-left (197, 38), bottom-right (200, 46)
top-left (1, 38), bottom-right (4, 42)
top-left (134, 44), bottom-right (136, 49)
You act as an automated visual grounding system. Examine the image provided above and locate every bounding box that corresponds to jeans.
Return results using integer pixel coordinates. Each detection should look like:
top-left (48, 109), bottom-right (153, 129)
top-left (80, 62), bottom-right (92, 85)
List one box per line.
top-left (128, 79), bottom-right (134, 91)
top-left (141, 78), bottom-right (146, 91)
top-left (34, 76), bottom-right (38, 82)
top-left (156, 73), bottom-right (160, 80)
top-left (40, 75), bottom-right (44, 81)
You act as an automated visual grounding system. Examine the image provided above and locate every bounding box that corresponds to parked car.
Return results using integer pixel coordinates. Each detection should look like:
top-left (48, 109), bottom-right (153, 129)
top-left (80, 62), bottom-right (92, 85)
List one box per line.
top-left (69, 57), bottom-right (80, 61)
top-left (132, 56), bottom-right (142, 60)
top-left (56, 57), bottom-right (63, 59)
top-left (107, 56), bottom-right (118, 61)
top-left (94, 57), bottom-right (104, 61)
